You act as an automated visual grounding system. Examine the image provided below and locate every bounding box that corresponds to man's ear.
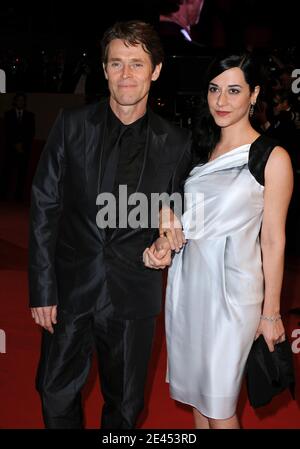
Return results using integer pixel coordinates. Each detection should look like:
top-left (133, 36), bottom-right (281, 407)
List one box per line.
top-left (151, 63), bottom-right (162, 82)
top-left (102, 63), bottom-right (108, 80)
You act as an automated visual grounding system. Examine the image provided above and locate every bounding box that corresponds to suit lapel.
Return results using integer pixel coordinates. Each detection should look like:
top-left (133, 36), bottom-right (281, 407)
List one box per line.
top-left (136, 109), bottom-right (168, 195)
top-left (136, 131), bottom-right (168, 196)
top-left (85, 100), bottom-right (108, 241)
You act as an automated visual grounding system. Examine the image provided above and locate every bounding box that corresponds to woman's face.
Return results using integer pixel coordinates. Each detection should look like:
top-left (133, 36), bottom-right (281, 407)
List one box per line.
top-left (207, 67), bottom-right (259, 128)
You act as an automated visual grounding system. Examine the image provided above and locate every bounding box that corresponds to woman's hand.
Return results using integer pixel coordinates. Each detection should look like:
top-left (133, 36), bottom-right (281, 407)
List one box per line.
top-left (143, 237), bottom-right (172, 270)
top-left (255, 316), bottom-right (285, 352)
top-left (159, 206), bottom-right (186, 252)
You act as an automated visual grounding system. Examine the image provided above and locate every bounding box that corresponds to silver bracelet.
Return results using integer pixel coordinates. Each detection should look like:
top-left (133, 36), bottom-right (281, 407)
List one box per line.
top-left (260, 314), bottom-right (281, 322)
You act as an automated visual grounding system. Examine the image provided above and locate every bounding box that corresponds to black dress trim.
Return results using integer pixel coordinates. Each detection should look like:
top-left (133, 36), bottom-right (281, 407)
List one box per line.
top-left (248, 135), bottom-right (279, 186)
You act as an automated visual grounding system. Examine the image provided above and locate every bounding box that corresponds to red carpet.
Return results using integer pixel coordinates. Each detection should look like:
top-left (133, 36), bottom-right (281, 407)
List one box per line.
top-left (0, 201), bottom-right (299, 428)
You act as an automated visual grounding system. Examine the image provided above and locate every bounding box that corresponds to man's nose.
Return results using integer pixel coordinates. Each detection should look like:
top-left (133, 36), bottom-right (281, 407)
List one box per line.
top-left (122, 65), bottom-right (132, 78)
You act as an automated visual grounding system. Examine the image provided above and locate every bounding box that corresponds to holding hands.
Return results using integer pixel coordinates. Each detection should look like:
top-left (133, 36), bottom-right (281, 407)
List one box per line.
top-left (143, 207), bottom-right (187, 270)
top-left (159, 206), bottom-right (186, 252)
top-left (143, 236), bottom-right (172, 269)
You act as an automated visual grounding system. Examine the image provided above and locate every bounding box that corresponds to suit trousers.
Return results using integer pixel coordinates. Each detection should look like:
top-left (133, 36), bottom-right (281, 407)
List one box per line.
top-left (35, 277), bottom-right (156, 429)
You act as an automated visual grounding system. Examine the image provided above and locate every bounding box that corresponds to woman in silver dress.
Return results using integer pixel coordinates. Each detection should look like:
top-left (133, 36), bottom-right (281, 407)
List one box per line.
top-left (143, 52), bottom-right (293, 429)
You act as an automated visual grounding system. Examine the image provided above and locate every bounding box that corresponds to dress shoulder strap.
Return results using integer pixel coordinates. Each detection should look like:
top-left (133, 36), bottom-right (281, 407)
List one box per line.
top-left (248, 134), bottom-right (279, 186)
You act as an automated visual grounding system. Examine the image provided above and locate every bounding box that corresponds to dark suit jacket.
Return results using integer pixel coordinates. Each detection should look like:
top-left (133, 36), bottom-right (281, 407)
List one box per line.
top-left (29, 100), bottom-right (192, 318)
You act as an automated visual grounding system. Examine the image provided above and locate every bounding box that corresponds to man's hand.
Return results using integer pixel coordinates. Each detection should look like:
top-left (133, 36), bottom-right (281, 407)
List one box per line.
top-left (143, 237), bottom-right (172, 269)
top-left (31, 305), bottom-right (57, 334)
top-left (159, 206), bottom-right (186, 252)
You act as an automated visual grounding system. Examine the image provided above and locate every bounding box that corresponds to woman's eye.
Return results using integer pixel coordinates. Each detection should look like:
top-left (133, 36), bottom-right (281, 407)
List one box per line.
top-left (229, 89), bottom-right (240, 94)
top-left (208, 86), bottom-right (218, 93)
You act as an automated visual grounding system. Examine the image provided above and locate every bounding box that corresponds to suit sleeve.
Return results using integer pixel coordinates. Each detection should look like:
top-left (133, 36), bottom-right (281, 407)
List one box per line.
top-left (28, 109), bottom-right (66, 307)
top-left (169, 131), bottom-right (193, 217)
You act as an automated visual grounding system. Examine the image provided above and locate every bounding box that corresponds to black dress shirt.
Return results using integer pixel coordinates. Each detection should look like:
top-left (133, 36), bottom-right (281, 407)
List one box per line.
top-left (100, 105), bottom-right (148, 232)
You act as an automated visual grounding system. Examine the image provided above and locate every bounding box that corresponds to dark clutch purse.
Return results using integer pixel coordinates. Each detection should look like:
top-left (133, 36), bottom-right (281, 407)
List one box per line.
top-left (245, 335), bottom-right (295, 408)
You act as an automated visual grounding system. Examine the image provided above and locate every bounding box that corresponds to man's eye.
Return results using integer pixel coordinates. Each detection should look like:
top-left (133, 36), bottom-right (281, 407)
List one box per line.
top-left (110, 62), bottom-right (121, 68)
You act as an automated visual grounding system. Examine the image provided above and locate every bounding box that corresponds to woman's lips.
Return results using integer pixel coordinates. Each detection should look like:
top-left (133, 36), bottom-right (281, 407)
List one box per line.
top-left (215, 111), bottom-right (231, 117)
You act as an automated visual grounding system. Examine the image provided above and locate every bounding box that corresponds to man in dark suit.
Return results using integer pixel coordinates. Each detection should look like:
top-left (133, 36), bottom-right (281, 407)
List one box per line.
top-left (29, 21), bottom-right (192, 429)
top-left (1, 92), bottom-right (35, 201)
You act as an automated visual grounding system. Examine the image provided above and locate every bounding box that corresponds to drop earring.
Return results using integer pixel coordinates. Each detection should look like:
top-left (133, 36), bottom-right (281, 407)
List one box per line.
top-left (249, 103), bottom-right (255, 117)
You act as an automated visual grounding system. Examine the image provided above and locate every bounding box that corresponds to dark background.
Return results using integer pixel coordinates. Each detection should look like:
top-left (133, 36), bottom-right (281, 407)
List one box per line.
top-left (1, 0), bottom-right (299, 44)
top-left (1, 0), bottom-right (299, 64)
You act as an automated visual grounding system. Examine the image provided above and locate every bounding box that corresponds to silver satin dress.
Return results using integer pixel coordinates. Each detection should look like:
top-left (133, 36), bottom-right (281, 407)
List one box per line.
top-left (165, 143), bottom-right (265, 419)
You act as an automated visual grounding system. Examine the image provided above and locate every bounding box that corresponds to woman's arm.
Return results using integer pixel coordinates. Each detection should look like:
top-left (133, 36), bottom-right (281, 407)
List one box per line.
top-left (257, 146), bottom-right (294, 351)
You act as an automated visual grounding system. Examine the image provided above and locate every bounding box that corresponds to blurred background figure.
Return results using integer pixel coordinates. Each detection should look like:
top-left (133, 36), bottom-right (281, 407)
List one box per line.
top-left (158, 0), bottom-right (206, 55)
top-left (46, 49), bottom-right (74, 93)
top-left (155, 0), bottom-right (209, 123)
top-left (255, 89), bottom-right (299, 171)
top-left (72, 52), bottom-right (105, 104)
top-left (1, 92), bottom-right (35, 202)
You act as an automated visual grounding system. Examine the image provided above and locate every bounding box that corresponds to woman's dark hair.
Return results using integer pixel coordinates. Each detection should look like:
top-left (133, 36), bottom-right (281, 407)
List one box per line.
top-left (193, 51), bottom-right (261, 164)
top-left (101, 21), bottom-right (164, 70)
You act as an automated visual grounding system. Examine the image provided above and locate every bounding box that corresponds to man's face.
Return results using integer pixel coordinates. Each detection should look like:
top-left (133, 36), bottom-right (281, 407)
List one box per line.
top-left (16, 96), bottom-right (25, 110)
top-left (103, 39), bottom-right (161, 109)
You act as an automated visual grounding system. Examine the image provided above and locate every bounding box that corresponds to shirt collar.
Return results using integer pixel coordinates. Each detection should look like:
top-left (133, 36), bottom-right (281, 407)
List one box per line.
top-left (107, 104), bottom-right (148, 135)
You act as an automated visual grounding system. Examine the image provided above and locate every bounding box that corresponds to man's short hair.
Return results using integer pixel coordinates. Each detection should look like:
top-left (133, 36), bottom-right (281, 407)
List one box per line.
top-left (101, 20), bottom-right (164, 70)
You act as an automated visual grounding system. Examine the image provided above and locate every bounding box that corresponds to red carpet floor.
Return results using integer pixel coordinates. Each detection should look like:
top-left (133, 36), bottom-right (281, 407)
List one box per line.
top-left (0, 201), bottom-right (300, 429)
